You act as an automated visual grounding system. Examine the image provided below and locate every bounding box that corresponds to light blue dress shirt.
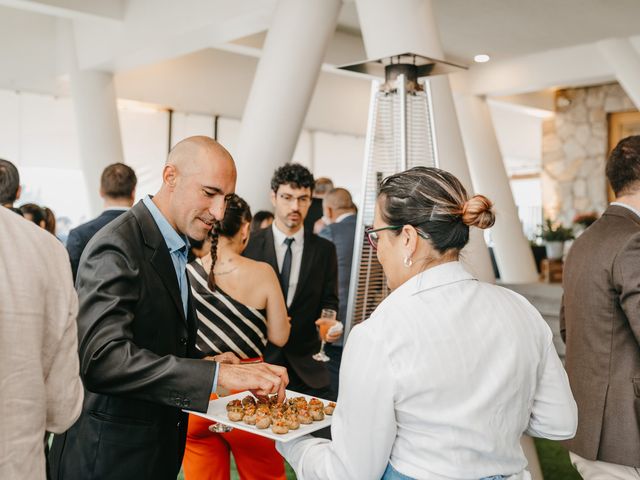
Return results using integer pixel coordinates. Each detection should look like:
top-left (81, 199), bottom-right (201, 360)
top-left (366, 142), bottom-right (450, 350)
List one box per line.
top-left (142, 196), bottom-right (218, 392)
top-left (143, 196), bottom-right (189, 316)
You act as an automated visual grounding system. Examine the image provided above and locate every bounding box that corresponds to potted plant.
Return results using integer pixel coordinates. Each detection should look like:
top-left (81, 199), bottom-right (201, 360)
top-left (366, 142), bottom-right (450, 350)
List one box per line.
top-left (540, 219), bottom-right (574, 260)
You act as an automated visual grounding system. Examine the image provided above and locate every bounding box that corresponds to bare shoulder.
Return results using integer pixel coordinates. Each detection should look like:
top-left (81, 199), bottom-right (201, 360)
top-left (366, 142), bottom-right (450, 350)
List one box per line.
top-left (255, 259), bottom-right (278, 278)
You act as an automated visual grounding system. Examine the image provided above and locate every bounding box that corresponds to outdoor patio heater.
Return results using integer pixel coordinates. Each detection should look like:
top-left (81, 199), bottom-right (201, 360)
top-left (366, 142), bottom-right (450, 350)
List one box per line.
top-left (340, 53), bottom-right (465, 339)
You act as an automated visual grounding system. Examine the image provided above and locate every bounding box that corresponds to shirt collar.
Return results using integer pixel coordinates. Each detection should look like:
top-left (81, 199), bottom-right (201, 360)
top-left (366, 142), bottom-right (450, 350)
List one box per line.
top-left (272, 221), bottom-right (304, 246)
top-left (611, 201), bottom-right (640, 219)
top-left (335, 212), bottom-right (355, 223)
top-left (104, 206), bottom-right (130, 212)
top-left (403, 261), bottom-right (475, 296)
top-left (142, 195), bottom-right (189, 255)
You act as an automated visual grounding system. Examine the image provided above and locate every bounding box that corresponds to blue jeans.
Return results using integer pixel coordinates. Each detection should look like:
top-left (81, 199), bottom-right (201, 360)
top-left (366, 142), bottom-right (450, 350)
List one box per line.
top-left (380, 463), bottom-right (507, 480)
top-left (381, 463), bottom-right (414, 480)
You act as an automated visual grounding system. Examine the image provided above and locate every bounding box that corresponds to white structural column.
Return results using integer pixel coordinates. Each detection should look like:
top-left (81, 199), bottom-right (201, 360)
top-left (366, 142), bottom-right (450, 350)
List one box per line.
top-left (64, 23), bottom-right (124, 216)
top-left (355, 0), bottom-right (495, 283)
top-left (598, 37), bottom-right (640, 109)
top-left (234, 0), bottom-right (341, 210)
top-left (428, 75), bottom-right (495, 282)
top-left (70, 70), bottom-right (125, 216)
top-left (455, 93), bottom-right (539, 283)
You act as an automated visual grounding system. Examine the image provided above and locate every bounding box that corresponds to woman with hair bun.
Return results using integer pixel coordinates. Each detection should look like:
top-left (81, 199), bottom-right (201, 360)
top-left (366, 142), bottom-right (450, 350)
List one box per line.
top-left (278, 167), bottom-right (577, 480)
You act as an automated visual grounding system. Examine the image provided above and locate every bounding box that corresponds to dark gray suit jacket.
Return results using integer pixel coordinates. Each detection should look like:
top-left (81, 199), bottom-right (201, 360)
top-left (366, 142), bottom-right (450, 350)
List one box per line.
top-left (318, 214), bottom-right (356, 343)
top-left (560, 204), bottom-right (640, 466)
top-left (49, 200), bottom-right (216, 480)
top-left (244, 226), bottom-right (338, 390)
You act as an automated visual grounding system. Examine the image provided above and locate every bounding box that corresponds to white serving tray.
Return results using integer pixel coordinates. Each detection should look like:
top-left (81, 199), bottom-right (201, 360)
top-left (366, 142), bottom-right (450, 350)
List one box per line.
top-left (185, 389), bottom-right (333, 443)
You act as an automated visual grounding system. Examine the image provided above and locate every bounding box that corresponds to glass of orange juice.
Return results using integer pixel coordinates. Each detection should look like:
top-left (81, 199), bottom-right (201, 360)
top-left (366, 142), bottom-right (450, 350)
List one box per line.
top-left (313, 309), bottom-right (336, 362)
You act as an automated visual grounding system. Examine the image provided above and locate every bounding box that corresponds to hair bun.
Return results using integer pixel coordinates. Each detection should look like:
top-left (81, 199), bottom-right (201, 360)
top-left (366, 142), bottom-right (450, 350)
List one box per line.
top-left (462, 195), bottom-right (495, 229)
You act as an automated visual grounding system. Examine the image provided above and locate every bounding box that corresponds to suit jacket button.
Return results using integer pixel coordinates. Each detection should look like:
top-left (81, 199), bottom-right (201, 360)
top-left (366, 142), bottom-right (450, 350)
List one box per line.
top-left (183, 399), bottom-right (190, 407)
top-left (180, 337), bottom-right (187, 345)
top-left (177, 421), bottom-right (182, 429)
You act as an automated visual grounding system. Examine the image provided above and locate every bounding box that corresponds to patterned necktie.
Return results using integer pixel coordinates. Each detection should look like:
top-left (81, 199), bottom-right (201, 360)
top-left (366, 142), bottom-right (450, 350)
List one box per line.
top-left (280, 237), bottom-right (294, 303)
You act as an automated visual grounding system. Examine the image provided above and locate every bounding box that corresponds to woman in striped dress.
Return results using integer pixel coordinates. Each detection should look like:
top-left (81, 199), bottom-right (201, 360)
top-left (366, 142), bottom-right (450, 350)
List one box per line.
top-left (183, 194), bottom-right (290, 480)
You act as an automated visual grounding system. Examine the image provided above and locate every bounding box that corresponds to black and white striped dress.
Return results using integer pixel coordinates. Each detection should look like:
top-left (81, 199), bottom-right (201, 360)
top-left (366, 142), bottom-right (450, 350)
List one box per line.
top-left (187, 259), bottom-right (268, 359)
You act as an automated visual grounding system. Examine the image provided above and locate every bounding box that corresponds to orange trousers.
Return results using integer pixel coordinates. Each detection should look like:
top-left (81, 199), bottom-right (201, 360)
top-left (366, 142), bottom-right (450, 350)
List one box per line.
top-left (183, 396), bottom-right (286, 480)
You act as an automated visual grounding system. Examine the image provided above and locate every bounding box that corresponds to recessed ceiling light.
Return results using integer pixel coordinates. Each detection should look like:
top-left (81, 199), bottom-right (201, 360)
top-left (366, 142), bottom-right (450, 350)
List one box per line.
top-left (474, 54), bottom-right (490, 63)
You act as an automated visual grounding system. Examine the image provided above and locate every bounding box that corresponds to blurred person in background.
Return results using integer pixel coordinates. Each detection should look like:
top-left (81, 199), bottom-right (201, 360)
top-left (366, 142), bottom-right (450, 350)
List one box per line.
top-left (183, 194), bottom-right (290, 480)
top-left (317, 187), bottom-right (357, 397)
top-left (43, 206), bottom-right (56, 235)
top-left (0, 205), bottom-right (83, 479)
top-left (20, 203), bottom-right (47, 229)
top-left (279, 167), bottom-right (577, 480)
top-left (65, 163), bottom-right (137, 281)
top-left (0, 158), bottom-right (22, 216)
top-left (250, 210), bottom-right (274, 234)
top-left (305, 176), bottom-right (333, 234)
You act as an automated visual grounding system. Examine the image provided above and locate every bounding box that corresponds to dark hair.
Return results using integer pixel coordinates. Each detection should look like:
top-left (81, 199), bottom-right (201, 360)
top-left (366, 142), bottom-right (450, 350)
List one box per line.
top-left (101, 163), bottom-right (137, 199)
top-left (270, 163), bottom-right (314, 193)
top-left (0, 159), bottom-right (20, 205)
top-left (314, 177), bottom-right (334, 195)
top-left (208, 194), bottom-right (252, 290)
top-left (187, 237), bottom-right (206, 263)
top-left (43, 206), bottom-right (56, 234)
top-left (19, 203), bottom-right (47, 228)
top-left (606, 135), bottom-right (640, 196)
top-left (250, 210), bottom-right (274, 233)
top-left (378, 166), bottom-right (495, 255)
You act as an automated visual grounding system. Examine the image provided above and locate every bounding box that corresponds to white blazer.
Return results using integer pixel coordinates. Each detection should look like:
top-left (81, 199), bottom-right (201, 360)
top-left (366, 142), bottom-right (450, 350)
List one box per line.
top-left (278, 261), bottom-right (577, 480)
top-left (0, 207), bottom-right (83, 479)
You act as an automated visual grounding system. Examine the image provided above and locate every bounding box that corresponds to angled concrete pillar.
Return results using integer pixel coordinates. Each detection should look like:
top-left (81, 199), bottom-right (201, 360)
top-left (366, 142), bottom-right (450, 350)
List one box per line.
top-left (598, 37), bottom-right (640, 109)
top-left (63, 23), bottom-right (125, 216)
top-left (234, 0), bottom-right (341, 210)
top-left (428, 75), bottom-right (496, 282)
top-left (454, 93), bottom-right (539, 283)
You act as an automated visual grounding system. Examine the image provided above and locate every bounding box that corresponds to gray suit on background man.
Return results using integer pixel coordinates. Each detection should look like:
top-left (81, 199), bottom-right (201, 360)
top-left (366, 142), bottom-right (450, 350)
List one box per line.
top-left (561, 135), bottom-right (640, 479)
top-left (318, 188), bottom-right (356, 397)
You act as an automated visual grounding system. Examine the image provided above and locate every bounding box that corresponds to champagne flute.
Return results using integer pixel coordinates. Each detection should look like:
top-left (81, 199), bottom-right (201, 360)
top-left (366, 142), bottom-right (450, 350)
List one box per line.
top-left (313, 308), bottom-right (336, 362)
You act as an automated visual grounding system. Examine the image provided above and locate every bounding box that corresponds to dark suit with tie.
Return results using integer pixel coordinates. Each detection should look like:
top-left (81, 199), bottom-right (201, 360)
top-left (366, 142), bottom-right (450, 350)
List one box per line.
top-left (318, 213), bottom-right (356, 395)
top-left (66, 209), bottom-right (126, 281)
top-left (49, 201), bottom-right (216, 480)
top-left (244, 226), bottom-right (339, 396)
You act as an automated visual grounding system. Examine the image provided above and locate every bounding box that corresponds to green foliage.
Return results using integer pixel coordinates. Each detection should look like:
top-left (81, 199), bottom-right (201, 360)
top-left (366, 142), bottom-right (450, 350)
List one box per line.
top-left (540, 218), bottom-right (574, 242)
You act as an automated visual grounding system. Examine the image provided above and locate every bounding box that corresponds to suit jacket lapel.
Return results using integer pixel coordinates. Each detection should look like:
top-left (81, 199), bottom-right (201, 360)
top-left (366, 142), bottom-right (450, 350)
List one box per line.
top-left (133, 201), bottom-right (188, 326)
top-left (292, 231), bottom-right (315, 305)
top-left (262, 227), bottom-right (279, 274)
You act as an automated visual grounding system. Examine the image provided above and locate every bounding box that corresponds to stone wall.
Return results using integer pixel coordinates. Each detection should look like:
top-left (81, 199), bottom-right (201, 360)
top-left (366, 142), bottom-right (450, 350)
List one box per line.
top-left (541, 83), bottom-right (636, 225)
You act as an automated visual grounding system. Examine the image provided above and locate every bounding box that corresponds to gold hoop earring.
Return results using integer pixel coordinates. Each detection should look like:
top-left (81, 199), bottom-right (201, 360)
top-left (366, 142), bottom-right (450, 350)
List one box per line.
top-left (403, 256), bottom-right (413, 268)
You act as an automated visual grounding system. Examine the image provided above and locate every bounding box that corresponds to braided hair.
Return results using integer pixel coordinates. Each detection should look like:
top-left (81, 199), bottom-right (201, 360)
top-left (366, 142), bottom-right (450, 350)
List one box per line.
top-left (207, 194), bottom-right (252, 290)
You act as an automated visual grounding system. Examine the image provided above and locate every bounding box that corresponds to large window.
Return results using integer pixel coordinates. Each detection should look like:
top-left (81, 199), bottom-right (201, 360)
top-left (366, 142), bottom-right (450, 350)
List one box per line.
top-left (0, 88), bottom-right (366, 237)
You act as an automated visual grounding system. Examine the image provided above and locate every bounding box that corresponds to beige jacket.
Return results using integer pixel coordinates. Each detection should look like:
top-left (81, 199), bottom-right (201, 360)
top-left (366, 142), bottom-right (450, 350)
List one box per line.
top-left (561, 204), bottom-right (640, 467)
top-left (0, 207), bottom-right (83, 479)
